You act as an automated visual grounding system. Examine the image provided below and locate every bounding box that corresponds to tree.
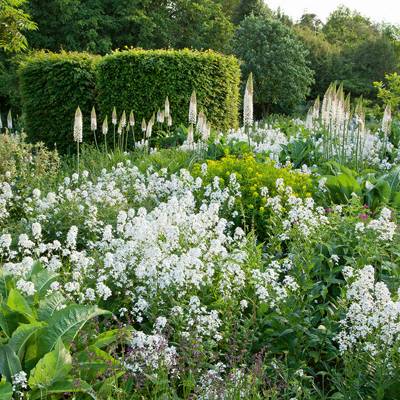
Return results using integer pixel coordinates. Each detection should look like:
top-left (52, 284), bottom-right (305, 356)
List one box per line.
top-left (323, 6), bottom-right (377, 47)
top-left (298, 13), bottom-right (322, 33)
top-left (26, 0), bottom-right (111, 54)
top-left (295, 26), bottom-right (339, 99)
top-left (0, 0), bottom-right (36, 52)
top-left (339, 35), bottom-right (400, 98)
top-left (233, 14), bottom-right (314, 115)
top-left (233, 0), bottom-right (270, 24)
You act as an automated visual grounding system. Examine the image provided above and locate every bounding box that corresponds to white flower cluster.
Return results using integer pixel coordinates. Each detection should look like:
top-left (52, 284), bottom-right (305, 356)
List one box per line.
top-left (336, 265), bottom-right (400, 357)
top-left (225, 125), bottom-right (288, 160)
top-left (0, 181), bottom-right (13, 223)
top-left (124, 330), bottom-right (177, 374)
top-left (367, 207), bottom-right (397, 241)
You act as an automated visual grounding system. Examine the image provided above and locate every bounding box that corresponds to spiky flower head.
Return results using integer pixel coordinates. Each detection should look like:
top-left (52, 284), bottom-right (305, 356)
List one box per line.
top-left (243, 73), bottom-right (253, 127)
top-left (91, 106), bottom-right (97, 131)
top-left (167, 114), bottom-right (172, 127)
top-left (164, 97), bottom-right (170, 118)
top-left (157, 109), bottom-right (162, 123)
top-left (73, 106), bottom-right (83, 143)
top-left (117, 121), bottom-right (122, 135)
top-left (121, 110), bottom-right (127, 128)
top-left (382, 104), bottom-right (392, 137)
top-left (141, 118), bottom-right (147, 132)
top-left (189, 90), bottom-right (197, 124)
top-left (129, 111), bottom-right (135, 127)
top-left (160, 111), bottom-right (165, 124)
top-left (146, 119), bottom-right (153, 139)
top-left (7, 109), bottom-right (12, 130)
top-left (202, 121), bottom-right (211, 142)
top-left (187, 124), bottom-right (194, 145)
top-left (112, 107), bottom-right (117, 125)
top-left (102, 116), bottom-right (108, 135)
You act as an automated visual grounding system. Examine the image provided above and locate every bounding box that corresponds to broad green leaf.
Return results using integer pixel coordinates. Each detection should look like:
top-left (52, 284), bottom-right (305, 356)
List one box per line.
top-left (0, 344), bottom-right (22, 381)
top-left (30, 379), bottom-right (96, 400)
top-left (7, 289), bottom-right (36, 322)
top-left (91, 328), bottom-right (122, 348)
top-left (31, 268), bottom-right (58, 297)
top-left (76, 345), bottom-right (119, 381)
top-left (95, 373), bottom-right (124, 398)
top-left (37, 292), bottom-right (66, 321)
top-left (38, 305), bottom-right (110, 354)
top-left (28, 338), bottom-right (72, 389)
top-left (9, 322), bottom-right (45, 361)
top-left (0, 304), bottom-right (21, 338)
top-left (0, 377), bottom-right (13, 400)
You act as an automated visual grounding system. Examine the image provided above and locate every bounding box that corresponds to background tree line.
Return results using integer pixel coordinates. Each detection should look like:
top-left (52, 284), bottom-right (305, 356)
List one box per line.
top-left (1, 0), bottom-right (400, 119)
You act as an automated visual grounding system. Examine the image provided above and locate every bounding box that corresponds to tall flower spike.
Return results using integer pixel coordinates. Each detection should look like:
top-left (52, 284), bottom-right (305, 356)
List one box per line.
top-left (164, 97), bottom-right (170, 118)
top-left (141, 118), bottom-right (147, 132)
top-left (187, 124), bottom-right (194, 145)
top-left (129, 111), bottom-right (135, 127)
top-left (7, 109), bottom-right (12, 130)
top-left (73, 106), bottom-right (83, 143)
top-left (146, 119), bottom-right (153, 138)
top-left (157, 109), bottom-right (162, 123)
top-left (102, 116), bottom-right (108, 135)
top-left (243, 73), bottom-right (254, 127)
top-left (189, 90), bottom-right (197, 124)
top-left (112, 107), bottom-right (117, 125)
top-left (382, 104), bottom-right (392, 137)
top-left (121, 111), bottom-right (127, 128)
top-left (117, 121), bottom-right (122, 135)
top-left (167, 114), bottom-right (172, 127)
top-left (91, 106), bottom-right (97, 131)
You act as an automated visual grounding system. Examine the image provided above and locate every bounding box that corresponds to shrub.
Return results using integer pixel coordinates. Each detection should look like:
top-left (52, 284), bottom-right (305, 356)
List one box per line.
top-left (192, 154), bottom-right (313, 237)
top-left (18, 51), bottom-right (100, 153)
top-left (96, 49), bottom-right (240, 133)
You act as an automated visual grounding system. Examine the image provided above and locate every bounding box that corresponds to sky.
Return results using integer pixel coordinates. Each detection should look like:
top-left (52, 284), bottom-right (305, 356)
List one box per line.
top-left (266, 0), bottom-right (400, 25)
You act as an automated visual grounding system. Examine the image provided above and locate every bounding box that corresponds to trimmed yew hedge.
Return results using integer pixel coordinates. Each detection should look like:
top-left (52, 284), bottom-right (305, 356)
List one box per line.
top-left (18, 49), bottom-right (240, 152)
top-left (96, 49), bottom-right (240, 133)
top-left (19, 51), bottom-right (100, 153)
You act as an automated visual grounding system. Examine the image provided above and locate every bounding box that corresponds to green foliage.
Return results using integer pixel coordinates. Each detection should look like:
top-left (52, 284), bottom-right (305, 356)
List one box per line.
top-left (295, 26), bottom-right (339, 99)
top-left (192, 154), bottom-right (313, 236)
top-left (374, 72), bottom-right (400, 116)
top-left (0, 262), bottom-right (118, 398)
top-left (96, 49), bottom-right (240, 133)
top-left (233, 15), bottom-right (314, 115)
top-left (18, 51), bottom-right (100, 153)
top-left (25, 0), bottom-right (234, 54)
top-left (0, 0), bottom-right (37, 53)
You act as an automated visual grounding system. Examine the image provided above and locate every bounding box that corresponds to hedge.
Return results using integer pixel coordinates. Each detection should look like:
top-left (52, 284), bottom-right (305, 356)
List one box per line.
top-left (96, 49), bottom-right (240, 133)
top-left (19, 51), bottom-right (100, 153)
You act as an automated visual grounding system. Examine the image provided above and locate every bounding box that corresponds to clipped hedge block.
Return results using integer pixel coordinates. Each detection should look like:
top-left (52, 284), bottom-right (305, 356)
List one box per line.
top-left (96, 49), bottom-right (240, 133)
top-left (19, 51), bottom-right (100, 153)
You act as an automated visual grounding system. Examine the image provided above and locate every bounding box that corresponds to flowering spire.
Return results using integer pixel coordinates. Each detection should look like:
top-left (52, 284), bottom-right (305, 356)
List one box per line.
top-left (189, 90), bottom-right (197, 124)
top-left (102, 116), bottom-right (108, 135)
top-left (91, 106), bottom-right (97, 131)
top-left (121, 110), bottom-right (127, 128)
top-left (164, 97), bottom-right (170, 118)
top-left (7, 109), bottom-right (12, 130)
top-left (382, 104), bottom-right (392, 137)
top-left (112, 107), bottom-right (117, 126)
top-left (141, 118), bottom-right (147, 133)
top-left (129, 111), bottom-right (135, 127)
top-left (243, 73), bottom-right (253, 127)
top-left (73, 106), bottom-right (83, 143)
top-left (187, 124), bottom-right (194, 146)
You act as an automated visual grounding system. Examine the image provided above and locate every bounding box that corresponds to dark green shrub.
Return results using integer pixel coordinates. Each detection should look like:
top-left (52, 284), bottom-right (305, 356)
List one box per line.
top-left (96, 49), bottom-right (240, 133)
top-left (18, 51), bottom-right (100, 153)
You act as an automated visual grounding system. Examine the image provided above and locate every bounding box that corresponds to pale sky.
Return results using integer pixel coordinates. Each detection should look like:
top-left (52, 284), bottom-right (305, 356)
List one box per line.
top-left (266, 0), bottom-right (400, 24)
